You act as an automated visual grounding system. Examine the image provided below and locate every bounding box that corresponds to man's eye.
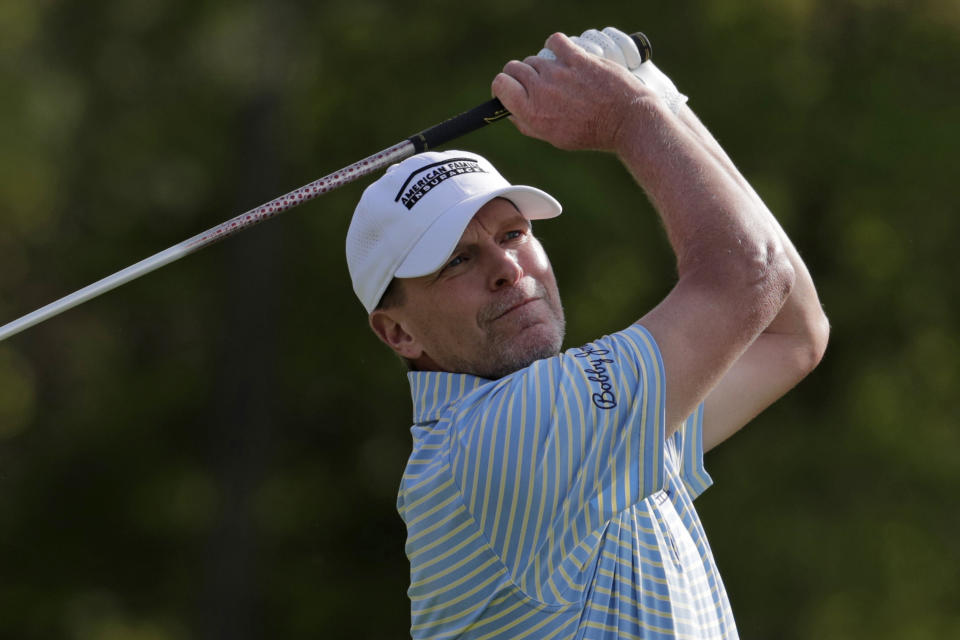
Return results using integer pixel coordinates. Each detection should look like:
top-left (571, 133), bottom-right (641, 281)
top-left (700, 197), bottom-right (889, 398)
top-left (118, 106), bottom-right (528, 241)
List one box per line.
top-left (446, 255), bottom-right (466, 269)
top-left (505, 229), bottom-right (525, 241)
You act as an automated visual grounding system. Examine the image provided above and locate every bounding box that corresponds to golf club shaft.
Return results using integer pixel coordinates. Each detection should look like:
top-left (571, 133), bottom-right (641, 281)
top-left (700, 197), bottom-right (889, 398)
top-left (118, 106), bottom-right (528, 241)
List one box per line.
top-left (0, 99), bottom-right (510, 342)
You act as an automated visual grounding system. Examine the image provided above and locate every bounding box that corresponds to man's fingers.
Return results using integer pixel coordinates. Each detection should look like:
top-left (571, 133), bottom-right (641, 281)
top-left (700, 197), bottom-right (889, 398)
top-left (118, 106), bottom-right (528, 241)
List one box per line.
top-left (536, 47), bottom-right (556, 61)
top-left (521, 55), bottom-right (551, 74)
top-left (494, 59), bottom-right (539, 111)
top-left (489, 72), bottom-right (532, 137)
top-left (494, 55), bottom-right (555, 115)
top-left (503, 59), bottom-right (540, 85)
top-left (491, 71), bottom-right (528, 112)
top-left (568, 35), bottom-right (604, 57)
top-left (543, 32), bottom-right (586, 64)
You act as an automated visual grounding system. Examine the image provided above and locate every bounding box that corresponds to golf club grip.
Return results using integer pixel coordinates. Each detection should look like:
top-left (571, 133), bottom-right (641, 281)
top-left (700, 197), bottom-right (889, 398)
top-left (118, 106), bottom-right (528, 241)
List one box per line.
top-left (405, 31), bottom-right (651, 153)
top-left (408, 98), bottom-right (510, 153)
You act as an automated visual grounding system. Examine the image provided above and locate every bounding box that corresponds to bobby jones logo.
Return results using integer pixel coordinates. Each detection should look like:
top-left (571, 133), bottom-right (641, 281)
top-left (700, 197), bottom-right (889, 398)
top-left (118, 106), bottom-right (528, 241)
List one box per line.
top-left (395, 158), bottom-right (486, 210)
top-left (575, 345), bottom-right (618, 409)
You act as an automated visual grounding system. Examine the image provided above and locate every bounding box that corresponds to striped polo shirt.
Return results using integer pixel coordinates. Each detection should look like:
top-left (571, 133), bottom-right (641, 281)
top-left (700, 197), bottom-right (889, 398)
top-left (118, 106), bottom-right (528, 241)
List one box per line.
top-left (398, 323), bottom-right (738, 639)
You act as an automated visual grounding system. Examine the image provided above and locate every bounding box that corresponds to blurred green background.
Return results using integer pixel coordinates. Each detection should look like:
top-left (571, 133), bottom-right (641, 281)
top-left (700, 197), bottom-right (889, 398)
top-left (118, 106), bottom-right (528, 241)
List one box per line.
top-left (1, 0), bottom-right (957, 638)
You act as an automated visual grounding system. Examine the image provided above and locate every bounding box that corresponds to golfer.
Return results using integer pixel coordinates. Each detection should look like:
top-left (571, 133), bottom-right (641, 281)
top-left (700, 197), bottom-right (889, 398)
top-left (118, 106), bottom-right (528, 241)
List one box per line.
top-left (346, 28), bottom-right (828, 639)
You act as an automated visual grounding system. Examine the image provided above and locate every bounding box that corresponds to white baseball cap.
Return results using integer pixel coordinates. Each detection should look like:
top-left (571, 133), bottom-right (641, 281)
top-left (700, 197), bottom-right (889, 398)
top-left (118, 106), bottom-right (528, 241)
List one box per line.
top-left (346, 150), bottom-right (562, 313)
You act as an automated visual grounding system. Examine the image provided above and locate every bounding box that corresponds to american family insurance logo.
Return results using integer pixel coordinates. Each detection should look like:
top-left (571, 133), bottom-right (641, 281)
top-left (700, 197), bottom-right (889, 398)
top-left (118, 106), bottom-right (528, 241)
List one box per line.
top-left (394, 158), bottom-right (486, 210)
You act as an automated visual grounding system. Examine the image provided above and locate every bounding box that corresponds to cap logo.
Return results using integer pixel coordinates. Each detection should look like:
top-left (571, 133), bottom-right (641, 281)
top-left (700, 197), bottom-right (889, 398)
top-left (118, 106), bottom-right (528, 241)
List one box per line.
top-left (394, 158), bottom-right (486, 210)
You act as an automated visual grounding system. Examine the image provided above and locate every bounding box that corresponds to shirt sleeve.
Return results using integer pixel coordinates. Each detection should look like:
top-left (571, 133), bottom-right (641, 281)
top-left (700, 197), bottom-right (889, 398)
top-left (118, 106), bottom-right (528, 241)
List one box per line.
top-left (671, 402), bottom-right (714, 500)
top-left (444, 323), bottom-right (666, 604)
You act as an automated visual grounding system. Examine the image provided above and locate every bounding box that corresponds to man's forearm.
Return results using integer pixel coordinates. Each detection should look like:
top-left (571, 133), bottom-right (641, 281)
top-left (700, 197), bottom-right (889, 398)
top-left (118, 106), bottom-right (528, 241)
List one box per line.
top-left (673, 104), bottom-right (829, 349)
top-left (613, 97), bottom-right (793, 302)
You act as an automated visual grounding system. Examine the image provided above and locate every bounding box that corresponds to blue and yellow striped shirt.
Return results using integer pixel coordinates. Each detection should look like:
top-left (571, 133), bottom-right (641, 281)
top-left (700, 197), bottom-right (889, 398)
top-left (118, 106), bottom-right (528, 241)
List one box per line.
top-left (398, 324), bottom-right (738, 639)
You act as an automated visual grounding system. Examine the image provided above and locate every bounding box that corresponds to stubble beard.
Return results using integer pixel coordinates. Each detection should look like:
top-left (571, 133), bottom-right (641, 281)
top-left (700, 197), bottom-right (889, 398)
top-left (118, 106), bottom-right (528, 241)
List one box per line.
top-left (463, 283), bottom-right (566, 380)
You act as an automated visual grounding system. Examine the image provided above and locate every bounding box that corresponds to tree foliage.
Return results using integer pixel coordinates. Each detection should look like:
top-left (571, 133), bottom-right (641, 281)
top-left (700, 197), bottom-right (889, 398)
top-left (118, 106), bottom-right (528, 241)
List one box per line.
top-left (1, 1), bottom-right (958, 638)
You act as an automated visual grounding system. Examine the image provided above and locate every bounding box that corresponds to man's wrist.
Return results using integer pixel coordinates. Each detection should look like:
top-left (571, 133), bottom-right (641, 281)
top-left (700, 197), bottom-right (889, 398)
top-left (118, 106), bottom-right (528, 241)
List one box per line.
top-left (612, 93), bottom-right (675, 160)
top-left (633, 60), bottom-right (689, 115)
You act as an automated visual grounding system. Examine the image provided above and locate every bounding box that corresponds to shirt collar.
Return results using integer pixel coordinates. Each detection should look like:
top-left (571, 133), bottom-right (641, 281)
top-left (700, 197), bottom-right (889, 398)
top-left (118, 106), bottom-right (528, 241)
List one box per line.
top-left (408, 370), bottom-right (490, 424)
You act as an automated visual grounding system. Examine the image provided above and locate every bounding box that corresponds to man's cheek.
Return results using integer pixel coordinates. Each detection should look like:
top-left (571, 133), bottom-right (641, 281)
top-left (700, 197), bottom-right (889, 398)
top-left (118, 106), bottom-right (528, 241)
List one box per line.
top-left (529, 242), bottom-right (552, 273)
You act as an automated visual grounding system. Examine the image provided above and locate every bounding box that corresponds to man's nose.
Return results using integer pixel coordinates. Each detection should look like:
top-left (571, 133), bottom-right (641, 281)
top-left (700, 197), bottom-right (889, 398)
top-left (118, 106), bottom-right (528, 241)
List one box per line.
top-left (489, 248), bottom-right (524, 290)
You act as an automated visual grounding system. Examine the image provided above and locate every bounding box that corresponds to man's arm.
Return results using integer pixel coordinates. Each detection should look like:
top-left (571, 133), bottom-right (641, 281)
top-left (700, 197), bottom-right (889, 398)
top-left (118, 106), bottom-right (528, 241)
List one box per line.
top-left (673, 105), bottom-right (829, 450)
top-left (494, 33), bottom-right (818, 436)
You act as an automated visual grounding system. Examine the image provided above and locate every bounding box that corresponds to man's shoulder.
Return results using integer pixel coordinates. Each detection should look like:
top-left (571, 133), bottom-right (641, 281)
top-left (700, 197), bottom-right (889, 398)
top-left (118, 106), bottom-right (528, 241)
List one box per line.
top-left (560, 323), bottom-right (659, 363)
top-left (407, 324), bottom-right (664, 427)
top-left (458, 323), bottom-right (664, 412)
top-left (540, 322), bottom-right (663, 383)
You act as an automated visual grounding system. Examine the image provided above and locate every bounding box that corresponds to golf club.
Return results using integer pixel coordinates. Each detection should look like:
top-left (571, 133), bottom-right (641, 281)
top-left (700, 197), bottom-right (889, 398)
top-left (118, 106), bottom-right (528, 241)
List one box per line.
top-left (0, 32), bottom-right (651, 343)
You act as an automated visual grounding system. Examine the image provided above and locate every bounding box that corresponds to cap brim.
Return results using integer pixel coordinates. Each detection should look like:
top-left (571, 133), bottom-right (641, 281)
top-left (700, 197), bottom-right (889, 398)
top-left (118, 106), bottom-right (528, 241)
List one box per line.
top-left (394, 185), bottom-right (561, 278)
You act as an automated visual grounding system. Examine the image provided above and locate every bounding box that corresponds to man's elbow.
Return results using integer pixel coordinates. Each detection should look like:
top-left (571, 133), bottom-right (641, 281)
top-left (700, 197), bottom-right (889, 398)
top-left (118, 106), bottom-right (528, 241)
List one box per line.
top-left (748, 239), bottom-right (797, 328)
top-left (754, 248), bottom-right (831, 378)
top-left (800, 309), bottom-right (831, 374)
top-left (782, 309), bottom-right (830, 382)
top-left (767, 250), bottom-right (797, 313)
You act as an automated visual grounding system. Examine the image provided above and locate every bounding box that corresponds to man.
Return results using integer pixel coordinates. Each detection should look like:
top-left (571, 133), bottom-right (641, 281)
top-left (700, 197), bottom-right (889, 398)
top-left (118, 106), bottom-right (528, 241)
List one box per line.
top-left (345, 27), bottom-right (829, 639)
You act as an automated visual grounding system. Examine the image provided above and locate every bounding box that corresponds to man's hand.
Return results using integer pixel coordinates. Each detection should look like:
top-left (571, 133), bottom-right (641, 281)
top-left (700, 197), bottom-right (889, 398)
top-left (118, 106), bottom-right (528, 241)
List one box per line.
top-left (492, 32), bottom-right (654, 152)
top-left (546, 27), bottom-right (689, 115)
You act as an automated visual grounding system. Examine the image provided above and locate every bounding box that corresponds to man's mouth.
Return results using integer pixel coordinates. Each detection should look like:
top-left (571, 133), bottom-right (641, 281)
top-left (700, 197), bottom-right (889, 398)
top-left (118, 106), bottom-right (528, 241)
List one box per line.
top-left (495, 297), bottom-right (540, 320)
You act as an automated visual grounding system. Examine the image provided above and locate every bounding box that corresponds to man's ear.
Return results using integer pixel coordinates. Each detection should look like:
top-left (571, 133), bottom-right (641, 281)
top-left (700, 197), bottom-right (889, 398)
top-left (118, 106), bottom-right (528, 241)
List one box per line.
top-left (369, 310), bottom-right (424, 360)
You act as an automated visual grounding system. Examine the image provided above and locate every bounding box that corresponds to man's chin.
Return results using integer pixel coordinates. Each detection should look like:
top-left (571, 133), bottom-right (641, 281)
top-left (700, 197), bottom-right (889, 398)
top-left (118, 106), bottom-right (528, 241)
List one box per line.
top-left (481, 322), bottom-right (564, 379)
